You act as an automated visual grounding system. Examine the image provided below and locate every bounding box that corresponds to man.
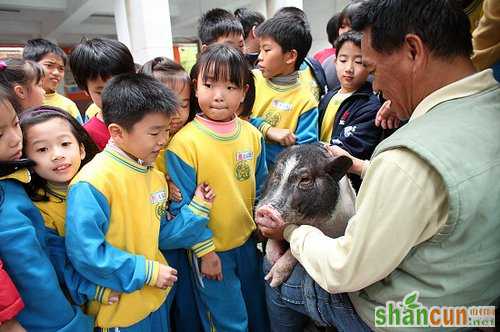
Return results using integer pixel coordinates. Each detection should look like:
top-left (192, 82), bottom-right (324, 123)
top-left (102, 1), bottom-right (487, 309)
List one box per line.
top-left (259, 1), bottom-right (500, 331)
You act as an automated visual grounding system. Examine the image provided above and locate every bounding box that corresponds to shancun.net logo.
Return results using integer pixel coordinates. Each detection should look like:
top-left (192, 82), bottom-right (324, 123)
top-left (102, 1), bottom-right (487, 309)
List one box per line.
top-left (375, 291), bottom-right (496, 328)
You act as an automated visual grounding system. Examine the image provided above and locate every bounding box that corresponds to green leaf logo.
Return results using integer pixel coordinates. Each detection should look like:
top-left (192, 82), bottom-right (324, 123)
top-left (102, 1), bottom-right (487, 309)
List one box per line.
top-left (403, 291), bottom-right (419, 311)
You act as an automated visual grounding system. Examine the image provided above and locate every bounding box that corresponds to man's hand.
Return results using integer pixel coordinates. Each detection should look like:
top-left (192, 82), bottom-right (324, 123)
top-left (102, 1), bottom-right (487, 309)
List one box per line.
top-left (195, 183), bottom-right (215, 203)
top-left (259, 224), bottom-right (286, 241)
top-left (201, 251), bottom-right (223, 281)
top-left (325, 145), bottom-right (365, 176)
top-left (155, 264), bottom-right (177, 289)
top-left (266, 127), bottom-right (296, 146)
top-left (375, 100), bottom-right (401, 129)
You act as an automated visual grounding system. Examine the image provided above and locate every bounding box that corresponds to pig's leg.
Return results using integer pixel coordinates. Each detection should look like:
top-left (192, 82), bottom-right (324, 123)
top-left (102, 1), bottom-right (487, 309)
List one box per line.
top-left (265, 249), bottom-right (298, 288)
top-left (265, 239), bottom-right (288, 264)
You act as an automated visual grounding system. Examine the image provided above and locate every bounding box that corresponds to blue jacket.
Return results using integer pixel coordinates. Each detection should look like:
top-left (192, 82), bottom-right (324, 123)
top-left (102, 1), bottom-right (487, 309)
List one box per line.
top-left (318, 82), bottom-right (383, 189)
top-left (0, 170), bottom-right (93, 332)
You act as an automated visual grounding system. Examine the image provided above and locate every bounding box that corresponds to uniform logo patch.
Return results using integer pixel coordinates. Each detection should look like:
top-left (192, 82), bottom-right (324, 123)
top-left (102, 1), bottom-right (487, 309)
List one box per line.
top-left (150, 191), bottom-right (167, 204)
top-left (237, 151), bottom-right (253, 161)
top-left (263, 111), bottom-right (281, 127)
top-left (235, 161), bottom-right (251, 181)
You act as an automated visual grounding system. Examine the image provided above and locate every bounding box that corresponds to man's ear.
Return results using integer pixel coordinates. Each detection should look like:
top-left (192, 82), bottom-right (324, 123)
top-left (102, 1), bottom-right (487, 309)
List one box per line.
top-left (325, 155), bottom-right (352, 181)
top-left (285, 49), bottom-right (298, 66)
top-left (108, 123), bottom-right (125, 143)
top-left (13, 84), bottom-right (26, 100)
top-left (404, 33), bottom-right (428, 70)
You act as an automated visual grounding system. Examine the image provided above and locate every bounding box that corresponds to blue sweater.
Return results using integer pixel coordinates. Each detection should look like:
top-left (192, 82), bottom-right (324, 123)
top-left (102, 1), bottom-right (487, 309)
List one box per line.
top-left (0, 169), bottom-right (93, 331)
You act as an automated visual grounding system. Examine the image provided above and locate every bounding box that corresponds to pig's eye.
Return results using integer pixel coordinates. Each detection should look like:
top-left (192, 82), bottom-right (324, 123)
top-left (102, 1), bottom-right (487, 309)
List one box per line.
top-left (299, 176), bottom-right (314, 187)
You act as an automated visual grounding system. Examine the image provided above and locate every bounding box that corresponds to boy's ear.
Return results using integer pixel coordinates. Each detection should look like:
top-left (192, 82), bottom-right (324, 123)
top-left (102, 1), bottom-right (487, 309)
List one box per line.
top-left (284, 49), bottom-right (298, 66)
top-left (13, 84), bottom-right (26, 100)
top-left (79, 143), bottom-right (86, 161)
top-left (200, 44), bottom-right (208, 52)
top-left (108, 123), bottom-right (125, 143)
top-left (251, 25), bottom-right (257, 39)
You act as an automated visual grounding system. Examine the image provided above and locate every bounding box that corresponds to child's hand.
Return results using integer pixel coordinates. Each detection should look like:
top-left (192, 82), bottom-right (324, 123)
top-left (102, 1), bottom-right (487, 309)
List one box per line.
top-left (166, 175), bottom-right (182, 201)
top-left (108, 290), bottom-right (120, 304)
top-left (155, 264), bottom-right (178, 289)
top-left (266, 127), bottom-right (296, 146)
top-left (195, 183), bottom-right (215, 203)
top-left (375, 100), bottom-right (401, 129)
top-left (201, 251), bottom-right (223, 281)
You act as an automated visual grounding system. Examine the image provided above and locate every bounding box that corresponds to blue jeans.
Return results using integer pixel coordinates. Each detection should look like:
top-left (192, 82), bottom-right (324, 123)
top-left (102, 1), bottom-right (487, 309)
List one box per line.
top-left (263, 258), bottom-right (372, 332)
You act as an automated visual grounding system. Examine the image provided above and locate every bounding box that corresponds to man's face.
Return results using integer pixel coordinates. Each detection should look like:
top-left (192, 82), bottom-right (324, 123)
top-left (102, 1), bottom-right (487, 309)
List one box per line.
top-left (361, 29), bottom-right (414, 120)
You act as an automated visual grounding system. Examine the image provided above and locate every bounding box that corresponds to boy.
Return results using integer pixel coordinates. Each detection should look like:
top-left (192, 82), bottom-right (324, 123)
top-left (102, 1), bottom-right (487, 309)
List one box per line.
top-left (69, 38), bottom-right (136, 150)
top-left (251, 14), bottom-right (319, 168)
top-left (318, 31), bottom-right (383, 190)
top-left (234, 7), bottom-right (265, 67)
top-left (198, 8), bottom-right (245, 52)
top-left (65, 73), bottom-right (214, 332)
top-left (23, 38), bottom-right (82, 123)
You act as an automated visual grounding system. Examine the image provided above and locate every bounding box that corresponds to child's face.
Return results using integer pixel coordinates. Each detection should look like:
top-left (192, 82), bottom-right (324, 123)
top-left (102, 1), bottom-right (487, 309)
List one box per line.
top-left (39, 53), bottom-right (65, 93)
top-left (338, 19), bottom-right (352, 36)
top-left (86, 76), bottom-right (108, 109)
top-left (169, 84), bottom-right (190, 136)
top-left (215, 33), bottom-right (245, 53)
top-left (195, 71), bottom-right (247, 122)
top-left (257, 36), bottom-right (293, 79)
top-left (115, 112), bottom-right (170, 164)
top-left (24, 117), bottom-right (85, 185)
top-left (16, 79), bottom-right (45, 111)
top-left (335, 41), bottom-right (369, 93)
top-left (0, 100), bottom-right (23, 161)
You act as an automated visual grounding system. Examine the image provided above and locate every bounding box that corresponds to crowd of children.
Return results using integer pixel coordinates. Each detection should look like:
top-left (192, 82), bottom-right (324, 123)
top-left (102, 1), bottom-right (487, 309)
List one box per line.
top-left (0, 2), bottom-right (420, 332)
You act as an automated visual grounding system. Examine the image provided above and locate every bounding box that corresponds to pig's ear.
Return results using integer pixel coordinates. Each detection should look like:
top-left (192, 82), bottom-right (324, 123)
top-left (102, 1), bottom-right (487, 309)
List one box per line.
top-left (325, 156), bottom-right (352, 181)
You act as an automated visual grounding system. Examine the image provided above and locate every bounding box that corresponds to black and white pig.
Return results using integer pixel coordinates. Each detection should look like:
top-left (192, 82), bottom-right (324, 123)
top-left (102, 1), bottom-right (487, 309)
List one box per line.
top-left (255, 144), bottom-right (356, 287)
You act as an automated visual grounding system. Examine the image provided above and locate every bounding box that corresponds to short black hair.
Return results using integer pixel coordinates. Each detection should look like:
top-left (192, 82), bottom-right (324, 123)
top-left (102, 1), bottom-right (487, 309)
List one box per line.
top-left (101, 73), bottom-right (178, 131)
top-left (334, 30), bottom-right (362, 52)
top-left (256, 15), bottom-right (312, 70)
top-left (326, 13), bottom-right (341, 46)
top-left (69, 38), bottom-right (135, 92)
top-left (351, 0), bottom-right (473, 58)
top-left (198, 8), bottom-right (244, 45)
top-left (338, 1), bottom-right (363, 30)
top-left (234, 8), bottom-right (265, 39)
top-left (23, 38), bottom-right (67, 65)
top-left (194, 44), bottom-right (254, 117)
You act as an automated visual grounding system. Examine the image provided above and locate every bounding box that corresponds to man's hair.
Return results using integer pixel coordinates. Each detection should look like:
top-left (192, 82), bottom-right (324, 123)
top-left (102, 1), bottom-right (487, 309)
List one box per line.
top-left (101, 73), bottom-right (178, 131)
top-left (23, 38), bottom-right (67, 65)
top-left (198, 8), bottom-right (244, 45)
top-left (69, 38), bottom-right (135, 92)
top-left (234, 8), bottom-right (265, 39)
top-left (351, 0), bottom-right (472, 57)
top-left (256, 15), bottom-right (312, 70)
top-left (334, 30), bottom-right (362, 52)
top-left (326, 13), bottom-right (341, 46)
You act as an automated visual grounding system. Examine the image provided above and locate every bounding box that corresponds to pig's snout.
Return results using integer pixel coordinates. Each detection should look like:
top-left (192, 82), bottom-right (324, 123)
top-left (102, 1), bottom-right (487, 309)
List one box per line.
top-left (255, 204), bottom-right (285, 229)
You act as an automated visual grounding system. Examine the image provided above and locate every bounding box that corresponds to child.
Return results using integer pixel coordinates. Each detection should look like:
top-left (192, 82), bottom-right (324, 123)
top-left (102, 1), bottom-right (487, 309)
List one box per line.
top-left (0, 86), bottom-right (93, 331)
top-left (65, 73), bottom-right (214, 332)
top-left (0, 58), bottom-right (45, 113)
top-left (23, 39), bottom-right (82, 123)
top-left (139, 57), bottom-right (203, 332)
top-left (0, 259), bottom-right (25, 332)
top-left (198, 8), bottom-right (245, 52)
top-left (20, 106), bottom-right (119, 307)
top-left (69, 38), bottom-right (136, 150)
top-left (234, 7), bottom-right (266, 67)
top-left (139, 57), bottom-right (194, 174)
top-left (251, 15), bottom-right (319, 168)
top-left (167, 44), bottom-right (269, 332)
top-left (318, 31), bottom-right (383, 190)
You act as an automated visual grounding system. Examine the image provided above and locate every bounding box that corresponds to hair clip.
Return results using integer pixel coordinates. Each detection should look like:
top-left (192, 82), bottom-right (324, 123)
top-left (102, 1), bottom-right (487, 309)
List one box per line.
top-left (0, 60), bottom-right (6, 71)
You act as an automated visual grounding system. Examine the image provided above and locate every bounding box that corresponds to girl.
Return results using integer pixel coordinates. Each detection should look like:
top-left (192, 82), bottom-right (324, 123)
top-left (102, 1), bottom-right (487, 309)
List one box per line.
top-left (0, 87), bottom-right (93, 331)
top-left (0, 58), bottom-right (45, 113)
top-left (167, 44), bottom-right (269, 332)
top-left (20, 106), bottom-right (119, 307)
top-left (139, 57), bottom-right (194, 175)
top-left (140, 57), bottom-right (202, 332)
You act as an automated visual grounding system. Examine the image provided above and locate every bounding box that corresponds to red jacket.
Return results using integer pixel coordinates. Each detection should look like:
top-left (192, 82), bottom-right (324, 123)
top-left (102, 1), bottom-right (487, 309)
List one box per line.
top-left (0, 260), bottom-right (24, 323)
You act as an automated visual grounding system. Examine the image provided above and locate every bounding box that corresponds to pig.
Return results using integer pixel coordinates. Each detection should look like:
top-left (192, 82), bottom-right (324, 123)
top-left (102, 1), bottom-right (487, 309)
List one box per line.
top-left (255, 143), bottom-right (356, 287)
